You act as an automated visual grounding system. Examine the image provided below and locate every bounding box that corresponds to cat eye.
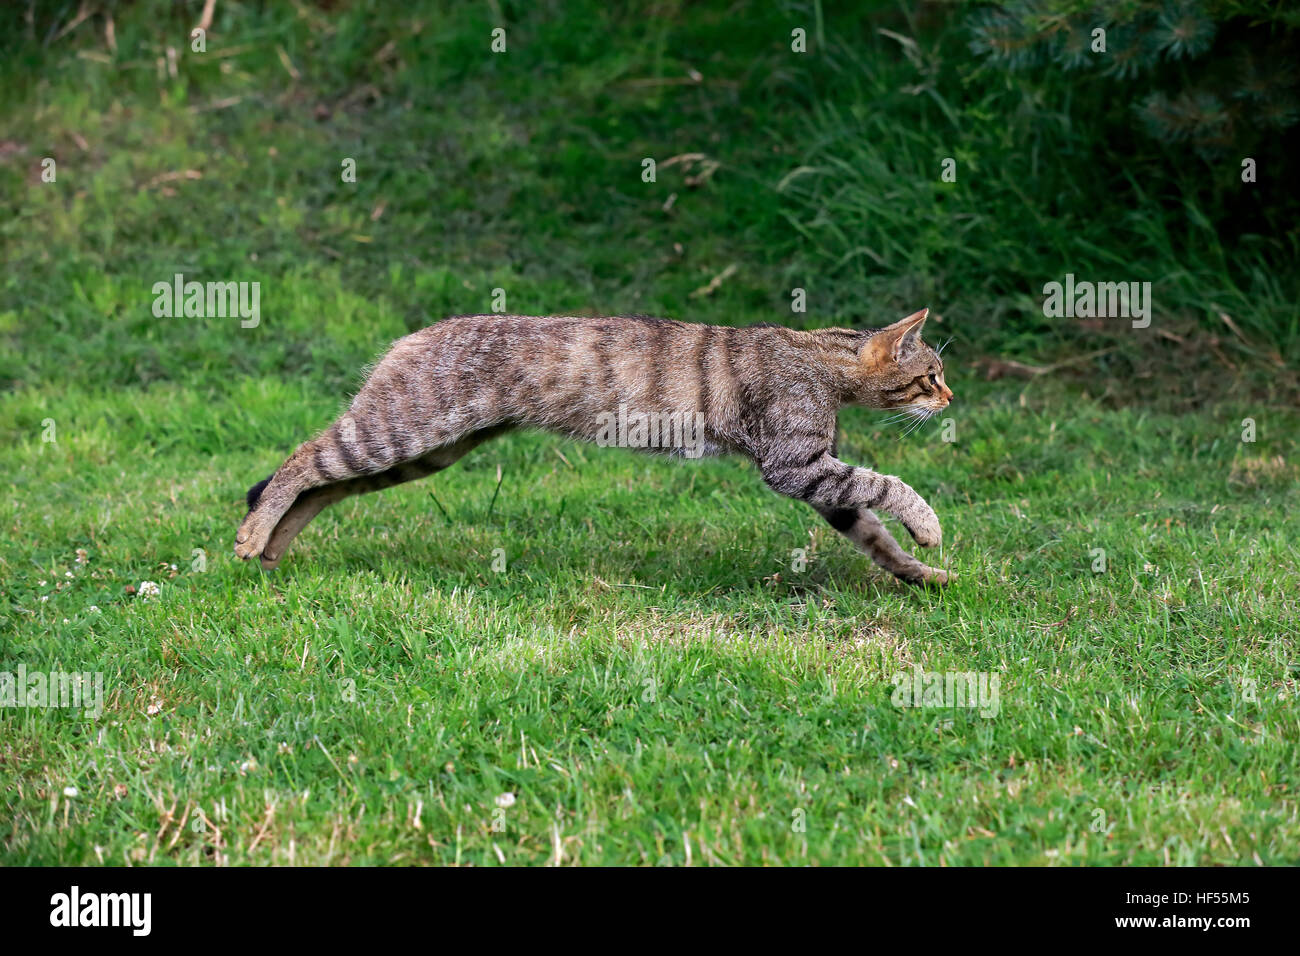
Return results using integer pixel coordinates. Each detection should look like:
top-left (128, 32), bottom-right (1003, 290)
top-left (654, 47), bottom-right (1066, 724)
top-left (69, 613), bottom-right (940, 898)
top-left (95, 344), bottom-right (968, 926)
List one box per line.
top-left (928, 373), bottom-right (938, 386)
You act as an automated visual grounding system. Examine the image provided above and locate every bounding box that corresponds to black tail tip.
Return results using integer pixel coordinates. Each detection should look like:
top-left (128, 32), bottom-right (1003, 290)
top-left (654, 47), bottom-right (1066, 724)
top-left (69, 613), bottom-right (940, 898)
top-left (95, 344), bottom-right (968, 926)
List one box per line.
top-left (246, 476), bottom-right (272, 510)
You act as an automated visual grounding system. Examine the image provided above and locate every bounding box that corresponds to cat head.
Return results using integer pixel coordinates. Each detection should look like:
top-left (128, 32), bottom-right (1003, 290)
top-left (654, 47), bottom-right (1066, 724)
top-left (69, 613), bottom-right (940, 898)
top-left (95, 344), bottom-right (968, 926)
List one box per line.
top-left (856, 308), bottom-right (953, 412)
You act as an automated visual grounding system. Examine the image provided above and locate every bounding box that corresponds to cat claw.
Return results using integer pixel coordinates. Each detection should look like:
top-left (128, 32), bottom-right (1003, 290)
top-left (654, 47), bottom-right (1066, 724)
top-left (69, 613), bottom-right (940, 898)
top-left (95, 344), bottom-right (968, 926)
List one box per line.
top-left (903, 566), bottom-right (951, 586)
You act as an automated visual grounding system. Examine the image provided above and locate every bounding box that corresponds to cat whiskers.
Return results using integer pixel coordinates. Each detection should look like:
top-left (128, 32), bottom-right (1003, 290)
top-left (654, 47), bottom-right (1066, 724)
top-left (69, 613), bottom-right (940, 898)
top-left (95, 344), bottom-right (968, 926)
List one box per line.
top-left (878, 403), bottom-right (936, 439)
top-left (878, 404), bottom-right (928, 424)
top-left (900, 410), bottom-right (935, 439)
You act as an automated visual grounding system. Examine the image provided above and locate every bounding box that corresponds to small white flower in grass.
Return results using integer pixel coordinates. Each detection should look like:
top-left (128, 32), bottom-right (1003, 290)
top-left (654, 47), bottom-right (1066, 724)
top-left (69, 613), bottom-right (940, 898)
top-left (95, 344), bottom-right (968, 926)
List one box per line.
top-left (495, 792), bottom-right (516, 808)
top-left (137, 581), bottom-right (161, 600)
top-left (63, 786), bottom-right (78, 798)
top-left (40, 595), bottom-right (49, 603)
top-left (65, 571), bottom-right (74, 579)
top-left (75, 548), bottom-right (88, 564)
top-left (39, 580), bottom-right (47, 586)
top-left (146, 699), bottom-right (163, 715)
top-left (88, 606), bottom-right (100, 613)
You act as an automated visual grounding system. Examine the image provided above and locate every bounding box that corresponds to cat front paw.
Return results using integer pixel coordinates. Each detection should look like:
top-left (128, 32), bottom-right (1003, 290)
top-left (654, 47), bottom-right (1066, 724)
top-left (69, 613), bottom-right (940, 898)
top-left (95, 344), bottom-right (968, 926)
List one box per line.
top-left (234, 514), bottom-right (272, 560)
top-left (234, 538), bottom-right (262, 561)
top-left (905, 505), bottom-right (942, 548)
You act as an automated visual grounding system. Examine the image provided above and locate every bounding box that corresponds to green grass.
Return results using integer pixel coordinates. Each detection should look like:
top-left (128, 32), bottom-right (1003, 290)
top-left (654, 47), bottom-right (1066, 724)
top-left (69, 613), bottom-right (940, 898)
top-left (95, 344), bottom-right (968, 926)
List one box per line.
top-left (2, 1), bottom-right (1298, 865)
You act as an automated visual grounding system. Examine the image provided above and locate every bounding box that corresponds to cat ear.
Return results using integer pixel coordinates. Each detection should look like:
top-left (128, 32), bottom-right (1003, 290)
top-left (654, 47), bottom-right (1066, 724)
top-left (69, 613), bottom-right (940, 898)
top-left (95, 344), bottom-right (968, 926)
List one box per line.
top-left (861, 308), bottom-right (929, 365)
top-left (892, 307), bottom-right (928, 357)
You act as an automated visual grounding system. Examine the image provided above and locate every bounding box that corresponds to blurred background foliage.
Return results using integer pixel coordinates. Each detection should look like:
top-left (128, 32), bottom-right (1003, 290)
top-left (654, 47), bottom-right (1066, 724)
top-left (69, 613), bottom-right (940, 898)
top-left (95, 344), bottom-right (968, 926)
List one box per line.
top-left (1, 0), bottom-right (1296, 403)
top-left (965, 1), bottom-right (1299, 156)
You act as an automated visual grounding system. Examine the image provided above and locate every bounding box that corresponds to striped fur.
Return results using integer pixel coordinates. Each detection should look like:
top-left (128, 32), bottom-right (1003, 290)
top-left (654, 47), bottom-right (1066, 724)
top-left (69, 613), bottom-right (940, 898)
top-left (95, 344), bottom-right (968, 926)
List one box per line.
top-left (235, 308), bottom-right (954, 583)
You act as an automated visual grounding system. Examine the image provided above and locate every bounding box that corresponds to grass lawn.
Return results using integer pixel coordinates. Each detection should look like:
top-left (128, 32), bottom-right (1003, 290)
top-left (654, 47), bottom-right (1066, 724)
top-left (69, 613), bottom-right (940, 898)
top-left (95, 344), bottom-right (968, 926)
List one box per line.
top-left (2, 1), bottom-right (1298, 865)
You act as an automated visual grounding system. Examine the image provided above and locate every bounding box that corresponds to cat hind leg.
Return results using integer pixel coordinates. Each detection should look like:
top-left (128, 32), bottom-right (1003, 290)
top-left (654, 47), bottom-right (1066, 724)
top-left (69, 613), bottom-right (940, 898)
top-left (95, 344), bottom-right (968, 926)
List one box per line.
top-left (252, 429), bottom-right (507, 569)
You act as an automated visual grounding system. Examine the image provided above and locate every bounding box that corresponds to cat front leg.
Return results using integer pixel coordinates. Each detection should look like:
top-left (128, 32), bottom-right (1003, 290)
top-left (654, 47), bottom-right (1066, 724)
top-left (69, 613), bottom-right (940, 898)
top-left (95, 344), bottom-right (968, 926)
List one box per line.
top-left (815, 506), bottom-right (949, 585)
top-left (760, 452), bottom-right (942, 548)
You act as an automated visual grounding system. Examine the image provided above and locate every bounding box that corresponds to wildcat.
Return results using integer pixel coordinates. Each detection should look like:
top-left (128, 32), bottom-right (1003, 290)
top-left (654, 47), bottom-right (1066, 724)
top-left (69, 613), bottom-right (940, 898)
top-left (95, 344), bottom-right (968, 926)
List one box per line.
top-left (236, 308), bottom-right (954, 584)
